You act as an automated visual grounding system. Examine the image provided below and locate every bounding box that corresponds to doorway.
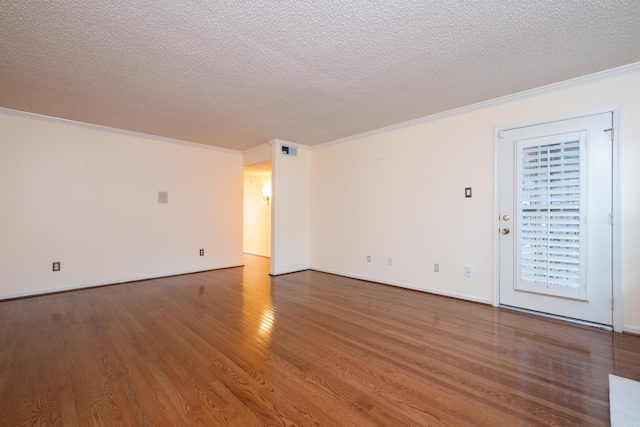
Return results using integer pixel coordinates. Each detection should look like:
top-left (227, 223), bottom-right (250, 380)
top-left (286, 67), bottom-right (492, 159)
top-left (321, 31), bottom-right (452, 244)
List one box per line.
top-left (243, 160), bottom-right (272, 257)
top-left (496, 111), bottom-right (616, 326)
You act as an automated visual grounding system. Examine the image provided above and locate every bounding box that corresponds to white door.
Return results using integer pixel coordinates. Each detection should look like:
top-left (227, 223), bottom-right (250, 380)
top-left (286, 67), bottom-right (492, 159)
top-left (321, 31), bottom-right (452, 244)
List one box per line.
top-left (498, 112), bottom-right (613, 325)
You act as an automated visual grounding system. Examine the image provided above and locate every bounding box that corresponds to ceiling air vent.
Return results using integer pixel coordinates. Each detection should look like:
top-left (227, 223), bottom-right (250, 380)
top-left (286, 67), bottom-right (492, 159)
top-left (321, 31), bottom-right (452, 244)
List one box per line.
top-left (281, 145), bottom-right (297, 157)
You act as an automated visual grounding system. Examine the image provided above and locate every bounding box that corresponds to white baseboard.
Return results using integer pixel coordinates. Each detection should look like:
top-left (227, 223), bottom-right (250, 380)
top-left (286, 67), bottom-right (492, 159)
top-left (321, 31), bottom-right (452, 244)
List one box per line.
top-left (310, 268), bottom-right (640, 333)
top-left (623, 325), bottom-right (640, 335)
top-left (310, 267), bottom-right (492, 305)
top-left (0, 264), bottom-right (243, 300)
top-left (269, 266), bottom-right (311, 276)
top-left (243, 251), bottom-right (271, 258)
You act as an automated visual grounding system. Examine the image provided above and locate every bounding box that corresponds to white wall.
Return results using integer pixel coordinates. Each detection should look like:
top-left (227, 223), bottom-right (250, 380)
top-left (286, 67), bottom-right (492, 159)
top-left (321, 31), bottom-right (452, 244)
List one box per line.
top-left (243, 171), bottom-right (271, 257)
top-left (310, 67), bottom-right (640, 332)
top-left (271, 140), bottom-right (311, 275)
top-left (243, 143), bottom-right (271, 166)
top-left (0, 109), bottom-right (244, 299)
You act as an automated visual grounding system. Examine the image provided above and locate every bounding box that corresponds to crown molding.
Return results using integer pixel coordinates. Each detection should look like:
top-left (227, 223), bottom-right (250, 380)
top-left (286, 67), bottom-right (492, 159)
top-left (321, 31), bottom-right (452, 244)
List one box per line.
top-left (268, 138), bottom-right (310, 150)
top-left (243, 142), bottom-right (271, 154)
top-left (313, 61), bottom-right (640, 150)
top-left (0, 107), bottom-right (242, 154)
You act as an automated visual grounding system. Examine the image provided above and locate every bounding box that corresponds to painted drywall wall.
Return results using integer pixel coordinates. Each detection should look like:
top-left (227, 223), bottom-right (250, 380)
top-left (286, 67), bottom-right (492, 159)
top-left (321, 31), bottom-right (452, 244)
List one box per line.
top-left (243, 143), bottom-right (271, 166)
top-left (310, 68), bottom-right (640, 332)
top-left (0, 109), bottom-right (243, 299)
top-left (243, 170), bottom-right (272, 257)
top-left (270, 140), bottom-right (311, 275)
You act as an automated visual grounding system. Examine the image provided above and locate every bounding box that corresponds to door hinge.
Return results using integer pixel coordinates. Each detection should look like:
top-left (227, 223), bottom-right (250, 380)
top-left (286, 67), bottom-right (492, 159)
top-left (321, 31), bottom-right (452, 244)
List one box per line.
top-left (498, 130), bottom-right (505, 139)
top-left (610, 213), bottom-right (614, 225)
top-left (611, 298), bottom-right (614, 310)
top-left (604, 127), bottom-right (614, 142)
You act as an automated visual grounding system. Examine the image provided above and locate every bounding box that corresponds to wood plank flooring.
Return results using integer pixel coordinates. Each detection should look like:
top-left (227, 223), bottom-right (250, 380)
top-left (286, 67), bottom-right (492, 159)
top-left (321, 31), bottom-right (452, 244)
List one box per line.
top-left (1, 254), bottom-right (639, 426)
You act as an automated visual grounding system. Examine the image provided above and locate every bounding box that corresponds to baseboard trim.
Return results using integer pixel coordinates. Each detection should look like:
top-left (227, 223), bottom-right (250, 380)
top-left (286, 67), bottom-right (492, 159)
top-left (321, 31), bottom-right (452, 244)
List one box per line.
top-left (310, 267), bottom-right (492, 305)
top-left (0, 264), bottom-right (244, 301)
top-left (623, 326), bottom-right (640, 336)
top-left (243, 251), bottom-right (271, 258)
top-left (269, 267), bottom-right (311, 276)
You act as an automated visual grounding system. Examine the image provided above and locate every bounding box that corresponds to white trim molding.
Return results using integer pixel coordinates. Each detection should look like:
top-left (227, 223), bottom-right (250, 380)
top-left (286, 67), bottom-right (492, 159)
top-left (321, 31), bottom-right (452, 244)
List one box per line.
top-left (312, 268), bottom-right (492, 305)
top-left (269, 267), bottom-right (311, 276)
top-left (243, 251), bottom-right (271, 258)
top-left (624, 326), bottom-right (640, 336)
top-left (268, 138), bottom-right (311, 151)
top-left (0, 264), bottom-right (244, 301)
top-left (314, 61), bottom-right (640, 151)
top-left (243, 142), bottom-right (272, 155)
top-left (0, 107), bottom-right (242, 154)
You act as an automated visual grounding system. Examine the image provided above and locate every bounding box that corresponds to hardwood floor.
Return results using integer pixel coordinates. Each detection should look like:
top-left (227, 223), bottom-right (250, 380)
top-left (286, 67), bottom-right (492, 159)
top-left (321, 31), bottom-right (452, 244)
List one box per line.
top-left (1, 255), bottom-right (639, 426)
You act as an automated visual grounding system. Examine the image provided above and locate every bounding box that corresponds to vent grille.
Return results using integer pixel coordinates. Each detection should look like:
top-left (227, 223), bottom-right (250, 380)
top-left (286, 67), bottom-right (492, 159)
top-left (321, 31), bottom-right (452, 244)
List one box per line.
top-left (281, 145), bottom-right (297, 157)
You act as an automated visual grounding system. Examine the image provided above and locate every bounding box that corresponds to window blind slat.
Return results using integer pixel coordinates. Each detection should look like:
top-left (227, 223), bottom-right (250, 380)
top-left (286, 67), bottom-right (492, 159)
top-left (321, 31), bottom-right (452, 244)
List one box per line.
top-left (517, 138), bottom-right (584, 290)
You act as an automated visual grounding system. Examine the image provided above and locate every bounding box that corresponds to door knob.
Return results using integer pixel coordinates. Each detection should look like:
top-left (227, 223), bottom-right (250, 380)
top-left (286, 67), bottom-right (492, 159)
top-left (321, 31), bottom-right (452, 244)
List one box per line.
top-left (502, 215), bottom-right (510, 221)
top-left (502, 228), bottom-right (510, 235)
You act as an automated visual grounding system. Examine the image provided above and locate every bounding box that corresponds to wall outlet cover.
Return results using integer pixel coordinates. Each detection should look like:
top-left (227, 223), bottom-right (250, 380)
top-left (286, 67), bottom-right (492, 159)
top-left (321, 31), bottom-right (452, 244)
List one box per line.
top-left (158, 191), bottom-right (168, 204)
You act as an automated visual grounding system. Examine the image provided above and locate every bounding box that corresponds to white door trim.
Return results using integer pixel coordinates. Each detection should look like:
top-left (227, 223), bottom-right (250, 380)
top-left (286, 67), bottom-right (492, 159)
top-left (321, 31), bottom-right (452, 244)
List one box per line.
top-left (492, 105), bottom-right (623, 332)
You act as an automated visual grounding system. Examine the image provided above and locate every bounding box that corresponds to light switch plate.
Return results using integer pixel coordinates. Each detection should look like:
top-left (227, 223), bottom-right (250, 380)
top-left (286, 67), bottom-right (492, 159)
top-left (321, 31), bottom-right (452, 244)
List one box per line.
top-left (158, 191), bottom-right (168, 204)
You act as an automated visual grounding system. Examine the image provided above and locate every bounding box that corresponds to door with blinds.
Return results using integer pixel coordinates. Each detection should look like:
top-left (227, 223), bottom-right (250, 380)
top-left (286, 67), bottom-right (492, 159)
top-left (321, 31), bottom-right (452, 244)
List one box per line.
top-left (498, 112), bottom-right (613, 325)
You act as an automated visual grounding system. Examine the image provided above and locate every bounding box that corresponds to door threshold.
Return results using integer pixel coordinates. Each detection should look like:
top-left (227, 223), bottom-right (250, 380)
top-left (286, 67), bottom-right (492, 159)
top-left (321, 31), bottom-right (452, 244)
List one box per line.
top-left (499, 305), bottom-right (613, 331)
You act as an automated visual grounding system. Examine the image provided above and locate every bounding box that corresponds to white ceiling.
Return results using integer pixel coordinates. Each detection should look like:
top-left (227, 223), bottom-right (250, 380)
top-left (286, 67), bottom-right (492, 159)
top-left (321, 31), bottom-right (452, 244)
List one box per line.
top-left (1, 1), bottom-right (639, 152)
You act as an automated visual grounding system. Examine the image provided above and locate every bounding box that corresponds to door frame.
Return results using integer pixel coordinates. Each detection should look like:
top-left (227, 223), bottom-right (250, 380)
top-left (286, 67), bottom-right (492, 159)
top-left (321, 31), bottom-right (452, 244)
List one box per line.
top-left (492, 105), bottom-right (623, 332)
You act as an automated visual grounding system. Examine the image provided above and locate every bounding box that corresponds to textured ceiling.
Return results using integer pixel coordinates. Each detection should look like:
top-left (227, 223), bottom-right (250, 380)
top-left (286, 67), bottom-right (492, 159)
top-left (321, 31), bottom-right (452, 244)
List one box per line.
top-left (1, 1), bottom-right (639, 151)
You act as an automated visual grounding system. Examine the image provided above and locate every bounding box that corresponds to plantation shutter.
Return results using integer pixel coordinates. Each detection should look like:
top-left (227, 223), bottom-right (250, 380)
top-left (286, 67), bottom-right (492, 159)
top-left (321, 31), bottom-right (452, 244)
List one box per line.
top-left (515, 131), bottom-right (588, 300)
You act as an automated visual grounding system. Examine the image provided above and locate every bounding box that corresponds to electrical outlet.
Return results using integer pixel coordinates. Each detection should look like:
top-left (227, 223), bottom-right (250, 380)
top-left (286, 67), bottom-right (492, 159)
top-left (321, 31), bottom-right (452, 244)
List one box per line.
top-left (387, 257), bottom-right (393, 266)
top-left (434, 263), bottom-right (439, 272)
top-left (52, 262), bottom-right (60, 272)
top-left (465, 266), bottom-right (472, 278)
top-left (366, 255), bottom-right (371, 262)
top-left (199, 249), bottom-right (204, 256)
